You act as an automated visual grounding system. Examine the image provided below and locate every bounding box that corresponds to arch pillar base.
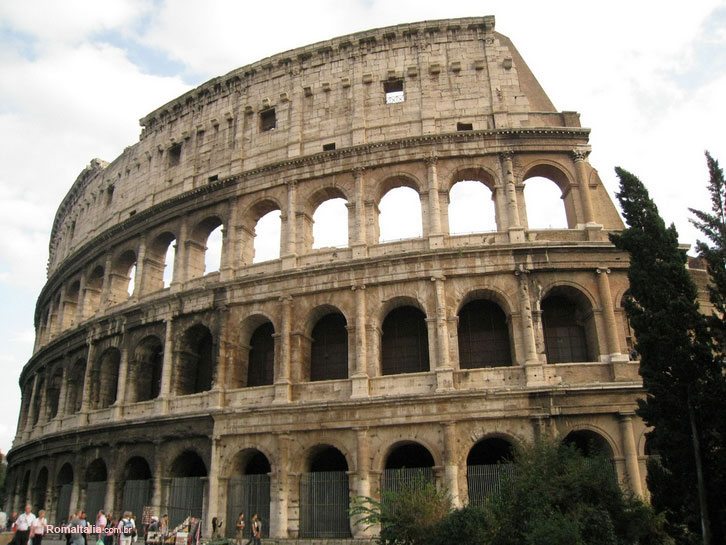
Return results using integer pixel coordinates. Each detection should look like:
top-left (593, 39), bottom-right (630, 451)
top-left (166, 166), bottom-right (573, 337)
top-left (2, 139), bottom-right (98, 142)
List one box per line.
top-left (610, 356), bottom-right (635, 381)
top-left (508, 227), bottom-right (525, 243)
top-left (436, 368), bottom-right (455, 391)
top-left (352, 244), bottom-right (368, 259)
top-left (428, 234), bottom-right (445, 249)
top-left (351, 375), bottom-right (370, 398)
top-left (281, 254), bottom-right (298, 270)
top-left (524, 363), bottom-right (561, 387)
top-left (585, 223), bottom-right (605, 241)
top-left (274, 381), bottom-right (292, 403)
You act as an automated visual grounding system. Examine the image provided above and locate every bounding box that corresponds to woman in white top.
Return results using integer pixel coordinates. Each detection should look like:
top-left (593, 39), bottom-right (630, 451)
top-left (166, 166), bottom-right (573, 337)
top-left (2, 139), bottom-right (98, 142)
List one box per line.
top-left (30, 510), bottom-right (47, 545)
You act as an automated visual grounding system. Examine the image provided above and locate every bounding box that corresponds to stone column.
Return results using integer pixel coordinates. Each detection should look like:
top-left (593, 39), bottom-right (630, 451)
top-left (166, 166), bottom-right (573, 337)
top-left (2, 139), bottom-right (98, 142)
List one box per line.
top-left (515, 268), bottom-right (552, 386)
top-left (133, 235), bottom-right (147, 298)
top-left (220, 198), bottom-right (238, 281)
top-left (432, 276), bottom-right (453, 391)
top-left (443, 422), bottom-right (460, 507)
top-left (70, 453), bottom-right (82, 515)
top-left (426, 156), bottom-right (445, 249)
top-left (56, 284), bottom-right (68, 334)
top-left (352, 428), bottom-right (373, 537)
top-left (352, 168), bottom-right (368, 258)
top-left (151, 442), bottom-right (164, 513)
top-left (500, 152), bottom-right (524, 242)
top-left (80, 340), bottom-right (96, 416)
top-left (572, 149), bottom-right (595, 225)
top-left (596, 268), bottom-right (625, 362)
top-left (619, 413), bottom-right (643, 496)
top-left (282, 181), bottom-right (298, 269)
top-left (57, 364), bottom-right (69, 419)
top-left (24, 375), bottom-right (39, 436)
top-left (74, 273), bottom-right (87, 325)
top-left (36, 371), bottom-right (49, 425)
top-left (274, 296), bottom-right (292, 403)
top-left (172, 217), bottom-right (188, 289)
top-left (100, 252), bottom-right (113, 308)
top-left (114, 342), bottom-right (129, 419)
top-left (206, 436), bottom-right (223, 536)
top-left (351, 286), bottom-right (369, 398)
top-left (104, 477), bottom-right (116, 516)
top-left (159, 317), bottom-right (174, 412)
top-left (270, 434), bottom-right (290, 538)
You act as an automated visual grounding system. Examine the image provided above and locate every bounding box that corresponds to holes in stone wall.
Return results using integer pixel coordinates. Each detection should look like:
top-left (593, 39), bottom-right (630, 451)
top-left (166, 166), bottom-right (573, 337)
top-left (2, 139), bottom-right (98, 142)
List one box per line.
top-left (384, 79), bottom-right (404, 104)
top-left (260, 108), bottom-right (276, 132)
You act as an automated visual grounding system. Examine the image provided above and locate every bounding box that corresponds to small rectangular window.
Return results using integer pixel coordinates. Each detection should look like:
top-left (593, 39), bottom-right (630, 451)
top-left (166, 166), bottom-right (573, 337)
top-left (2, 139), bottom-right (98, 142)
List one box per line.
top-left (168, 143), bottom-right (182, 167)
top-left (260, 108), bottom-right (276, 132)
top-left (322, 143), bottom-right (336, 151)
top-left (105, 185), bottom-right (114, 206)
top-left (457, 122), bottom-right (473, 131)
top-left (384, 80), bottom-right (404, 104)
top-left (208, 175), bottom-right (218, 183)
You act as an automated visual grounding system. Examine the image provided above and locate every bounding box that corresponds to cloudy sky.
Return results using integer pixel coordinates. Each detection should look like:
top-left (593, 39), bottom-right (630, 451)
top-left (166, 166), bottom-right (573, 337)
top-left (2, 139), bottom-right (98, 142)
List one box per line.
top-left (1, 0), bottom-right (725, 455)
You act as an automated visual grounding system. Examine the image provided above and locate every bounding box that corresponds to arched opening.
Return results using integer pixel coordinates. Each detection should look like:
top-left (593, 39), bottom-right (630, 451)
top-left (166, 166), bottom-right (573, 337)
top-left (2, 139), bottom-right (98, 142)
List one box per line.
top-left (67, 359), bottom-right (86, 414)
top-left (312, 198), bottom-right (349, 249)
top-left (110, 250), bottom-right (137, 303)
top-left (56, 464), bottom-right (74, 524)
top-left (122, 457), bottom-right (152, 523)
top-left (541, 288), bottom-right (595, 363)
top-left (523, 168), bottom-right (570, 229)
top-left (226, 451), bottom-right (271, 539)
top-left (47, 367), bottom-right (63, 419)
top-left (449, 181), bottom-right (497, 234)
top-left (310, 313), bottom-right (348, 381)
top-left (457, 300), bottom-right (512, 368)
top-left (466, 437), bottom-right (515, 505)
top-left (176, 325), bottom-right (214, 395)
top-left (299, 446), bottom-right (351, 538)
top-left (85, 459), bottom-right (107, 521)
top-left (163, 242), bottom-right (176, 287)
top-left (32, 376), bottom-right (45, 425)
top-left (620, 290), bottom-right (638, 360)
top-left (247, 322), bottom-right (275, 387)
top-left (62, 280), bottom-right (80, 329)
top-left (204, 224), bottom-right (223, 274)
top-left (382, 442), bottom-right (435, 495)
top-left (381, 306), bottom-right (429, 375)
top-left (146, 232), bottom-right (177, 291)
top-left (84, 265), bottom-right (105, 317)
top-left (187, 216), bottom-right (224, 279)
top-left (253, 210), bottom-right (282, 263)
top-left (379, 186), bottom-right (423, 242)
top-left (34, 467), bottom-right (49, 511)
top-left (167, 451), bottom-right (207, 527)
top-left (130, 336), bottom-right (163, 402)
top-left (20, 471), bottom-right (30, 507)
top-left (564, 430), bottom-right (614, 459)
top-left (90, 348), bottom-right (120, 409)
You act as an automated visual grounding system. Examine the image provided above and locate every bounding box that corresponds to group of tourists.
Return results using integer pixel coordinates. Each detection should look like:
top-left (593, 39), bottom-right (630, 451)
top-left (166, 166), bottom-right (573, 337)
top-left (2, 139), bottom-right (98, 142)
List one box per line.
top-left (233, 513), bottom-right (262, 545)
top-left (3, 505), bottom-right (48, 545)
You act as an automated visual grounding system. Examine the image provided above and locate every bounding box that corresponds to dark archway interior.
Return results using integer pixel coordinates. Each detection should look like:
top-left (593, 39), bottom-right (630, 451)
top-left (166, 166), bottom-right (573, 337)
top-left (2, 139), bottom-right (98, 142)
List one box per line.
top-left (171, 451), bottom-right (207, 477)
top-left (542, 295), bottom-right (589, 363)
top-left (178, 325), bottom-right (214, 395)
top-left (57, 464), bottom-right (73, 485)
top-left (381, 306), bottom-right (429, 375)
top-left (123, 457), bottom-right (152, 480)
top-left (564, 430), bottom-right (613, 458)
top-left (385, 443), bottom-right (434, 469)
top-left (309, 447), bottom-right (348, 472)
top-left (310, 313), bottom-right (348, 381)
top-left (248, 322), bottom-right (275, 387)
top-left (458, 300), bottom-right (511, 368)
top-left (86, 459), bottom-right (108, 482)
top-left (467, 438), bottom-right (514, 465)
top-left (245, 452), bottom-right (271, 475)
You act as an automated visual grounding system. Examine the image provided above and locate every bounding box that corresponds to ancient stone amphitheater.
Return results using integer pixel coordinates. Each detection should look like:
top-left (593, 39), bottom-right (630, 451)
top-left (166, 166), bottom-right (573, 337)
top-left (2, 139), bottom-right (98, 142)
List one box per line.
top-left (7, 15), bottom-right (647, 540)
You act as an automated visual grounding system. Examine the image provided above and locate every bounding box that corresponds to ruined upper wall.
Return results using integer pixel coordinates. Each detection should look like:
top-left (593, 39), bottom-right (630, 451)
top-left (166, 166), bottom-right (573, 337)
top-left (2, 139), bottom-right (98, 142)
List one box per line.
top-left (47, 15), bottom-right (576, 276)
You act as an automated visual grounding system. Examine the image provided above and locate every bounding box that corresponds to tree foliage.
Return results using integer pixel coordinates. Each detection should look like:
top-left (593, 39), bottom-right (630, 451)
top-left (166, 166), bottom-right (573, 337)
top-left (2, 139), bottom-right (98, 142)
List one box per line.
top-left (610, 164), bottom-right (726, 544)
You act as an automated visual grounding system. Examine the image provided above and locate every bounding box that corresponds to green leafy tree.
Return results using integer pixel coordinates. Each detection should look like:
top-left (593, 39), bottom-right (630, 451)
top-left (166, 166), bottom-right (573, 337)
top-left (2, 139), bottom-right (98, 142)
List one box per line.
top-left (350, 474), bottom-right (451, 545)
top-left (609, 166), bottom-right (723, 544)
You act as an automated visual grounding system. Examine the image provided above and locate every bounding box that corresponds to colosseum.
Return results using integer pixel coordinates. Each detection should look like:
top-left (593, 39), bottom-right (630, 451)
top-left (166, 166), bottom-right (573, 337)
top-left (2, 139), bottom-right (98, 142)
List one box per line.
top-left (7, 15), bottom-right (647, 540)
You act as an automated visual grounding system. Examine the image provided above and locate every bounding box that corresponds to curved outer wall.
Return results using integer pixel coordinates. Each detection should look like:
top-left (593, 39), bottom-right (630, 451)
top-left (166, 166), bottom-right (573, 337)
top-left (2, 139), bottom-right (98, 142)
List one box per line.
top-left (9, 16), bottom-right (647, 538)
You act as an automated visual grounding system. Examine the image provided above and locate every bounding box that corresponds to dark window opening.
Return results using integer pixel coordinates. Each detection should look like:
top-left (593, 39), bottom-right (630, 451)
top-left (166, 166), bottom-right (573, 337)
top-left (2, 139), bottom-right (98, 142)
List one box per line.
top-left (385, 443), bottom-right (434, 470)
top-left (208, 175), bottom-right (218, 183)
top-left (106, 185), bottom-right (114, 206)
top-left (381, 306), bottom-right (429, 375)
top-left (260, 108), bottom-right (276, 132)
top-left (542, 296), bottom-right (589, 363)
top-left (169, 143), bottom-right (182, 167)
top-left (564, 430), bottom-right (613, 459)
top-left (458, 300), bottom-right (511, 368)
top-left (384, 79), bottom-right (404, 104)
top-left (457, 122), bottom-right (473, 131)
top-left (322, 143), bottom-right (336, 151)
top-left (177, 325), bottom-right (214, 395)
top-left (309, 447), bottom-right (348, 472)
top-left (129, 210), bottom-right (136, 217)
top-left (248, 322), bottom-right (275, 386)
top-left (245, 453), bottom-right (272, 475)
top-left (310, 314), bottom-right (348, 381)
top-left (467, 438), bottom-right (514, 465)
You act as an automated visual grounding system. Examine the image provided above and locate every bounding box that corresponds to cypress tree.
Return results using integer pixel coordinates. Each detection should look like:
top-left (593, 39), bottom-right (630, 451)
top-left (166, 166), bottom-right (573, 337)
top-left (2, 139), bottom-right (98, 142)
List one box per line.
top-left (609, 167), bottom-right (719, 544)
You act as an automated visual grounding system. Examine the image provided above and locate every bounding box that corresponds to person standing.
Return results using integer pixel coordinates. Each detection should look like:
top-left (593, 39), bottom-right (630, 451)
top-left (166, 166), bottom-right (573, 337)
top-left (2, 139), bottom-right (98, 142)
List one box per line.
top-left (0, 509), bottom-right (8, 531)
top-left (235, 513), bottom-right (245, 545)
top-left (117, 512), bottom-right (135, 545)
top-left (250, 515), bottom-right (261, 545)
top-left (30, 510), bottom-right (47, 545)
top-left (12, 505), bottom-right (36, 545)
top-left (69, 510), bottom-right (85, 545)
top-left (95, 511), bottom-right (107, 541)
top-left (102, 514), bottom-right (115, 545)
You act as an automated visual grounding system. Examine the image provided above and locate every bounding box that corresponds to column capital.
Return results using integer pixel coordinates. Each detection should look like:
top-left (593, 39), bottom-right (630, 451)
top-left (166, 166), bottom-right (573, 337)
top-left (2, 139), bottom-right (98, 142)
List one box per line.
top-left (498, 150), bottom-right (514, 161)
top-left (514, 264), bottom-right (530, 276)
top-left (571, 148), bottom-right (591, 162)
top-left (352, 166), bottom-right (366, 178)
top-left (351, 284), bottom-right (366, 291)
top-left (425, 154), bottom-right (439, 166)
top-left (596, 267), bottom-right (612, 275)
top-left (278, 295), bottom-right (293, 303)
top-left (430, 275), bottom-right (446, 282)
top-left (285, 179), bottom-right (298, 188)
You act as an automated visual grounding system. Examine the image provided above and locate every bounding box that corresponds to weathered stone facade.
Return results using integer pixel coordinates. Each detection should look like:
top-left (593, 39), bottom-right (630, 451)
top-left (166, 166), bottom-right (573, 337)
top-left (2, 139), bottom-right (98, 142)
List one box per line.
top-left (8, 16), bottom-right (646, 539)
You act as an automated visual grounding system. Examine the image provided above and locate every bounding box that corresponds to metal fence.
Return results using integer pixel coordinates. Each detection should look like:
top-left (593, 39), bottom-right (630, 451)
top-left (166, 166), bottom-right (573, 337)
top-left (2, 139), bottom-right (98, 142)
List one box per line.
top-left (225, 475), bottom-right (270, 539)
top-left (56, 484), bottom-right (72, 524)
top-left (166, 477), bottom-right (204, 528)
top-left (122, 479), bottom-right (151, 521)
top-left (86, 481), bottom-right (107, 519)
top-left (298, 471), bottom-right (351, 538)
top-left (380, 467), bottom-right (434, 495)
top-left (466, 464), bottom-right (516, 506)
